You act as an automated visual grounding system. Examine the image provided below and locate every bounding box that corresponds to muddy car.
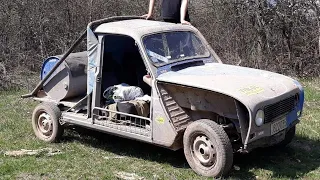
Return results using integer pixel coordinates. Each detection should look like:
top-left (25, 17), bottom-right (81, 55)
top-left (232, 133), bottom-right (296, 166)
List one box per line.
top-left (22, 16), bottom-right (305, 177)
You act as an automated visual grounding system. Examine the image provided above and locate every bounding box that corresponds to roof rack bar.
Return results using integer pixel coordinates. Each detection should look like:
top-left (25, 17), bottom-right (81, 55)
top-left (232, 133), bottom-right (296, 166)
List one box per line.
top-left (88, 16), bottom-right (144, 30)
top-left (22, 16), bottom-right (144, 98)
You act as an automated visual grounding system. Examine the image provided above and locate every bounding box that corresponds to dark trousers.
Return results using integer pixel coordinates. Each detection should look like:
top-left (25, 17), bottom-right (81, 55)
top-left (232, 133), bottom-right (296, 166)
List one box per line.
top-left (163, 17), bottom-right (191, 24)
top-left (163, 19), bottom-right (180, 24)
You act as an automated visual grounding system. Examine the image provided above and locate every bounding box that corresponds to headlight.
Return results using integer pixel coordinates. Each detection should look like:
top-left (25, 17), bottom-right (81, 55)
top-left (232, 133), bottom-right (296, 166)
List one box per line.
top-left (255, 110), bottom-right (264, 126)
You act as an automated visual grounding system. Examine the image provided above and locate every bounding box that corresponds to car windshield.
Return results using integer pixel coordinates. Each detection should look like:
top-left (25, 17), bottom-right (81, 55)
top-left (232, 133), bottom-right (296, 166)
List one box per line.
top-left (143, 31), bottom-right (211, 66)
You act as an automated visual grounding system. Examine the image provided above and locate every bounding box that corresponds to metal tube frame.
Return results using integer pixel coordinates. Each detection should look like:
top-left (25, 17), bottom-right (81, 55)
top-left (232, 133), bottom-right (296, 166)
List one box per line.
top-left (21, 16), bottom-right (144, 99)
top-left (22, 16), bottom-right (145, 119)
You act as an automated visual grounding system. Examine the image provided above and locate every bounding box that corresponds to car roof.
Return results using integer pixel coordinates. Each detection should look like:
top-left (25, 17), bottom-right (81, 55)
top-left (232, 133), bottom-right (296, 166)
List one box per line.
top-left (94, 19), bottom-right (197, 38)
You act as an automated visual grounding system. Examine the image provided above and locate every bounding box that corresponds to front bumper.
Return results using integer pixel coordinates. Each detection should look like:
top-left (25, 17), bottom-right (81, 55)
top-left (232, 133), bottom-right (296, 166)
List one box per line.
top-left (244, 119), bottom-right (299, 152)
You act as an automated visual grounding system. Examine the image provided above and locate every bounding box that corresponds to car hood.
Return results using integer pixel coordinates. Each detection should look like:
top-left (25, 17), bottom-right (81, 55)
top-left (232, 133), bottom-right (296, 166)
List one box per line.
top-left (156, 63), bottom-right (300, 109)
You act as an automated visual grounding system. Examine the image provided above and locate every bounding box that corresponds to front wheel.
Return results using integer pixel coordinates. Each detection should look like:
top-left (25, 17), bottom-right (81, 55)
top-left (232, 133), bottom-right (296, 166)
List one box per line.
top-left (183, 119), bottom-right (233, 177)
top-left (32, 103), bottom-right (64, 142)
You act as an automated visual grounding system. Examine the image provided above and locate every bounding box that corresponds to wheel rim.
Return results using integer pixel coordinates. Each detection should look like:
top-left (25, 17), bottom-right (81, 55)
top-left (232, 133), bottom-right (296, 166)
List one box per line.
top-left (37, 112), bottom-right (53, 137)
top-left (191, 134), bottom-right (217, 167)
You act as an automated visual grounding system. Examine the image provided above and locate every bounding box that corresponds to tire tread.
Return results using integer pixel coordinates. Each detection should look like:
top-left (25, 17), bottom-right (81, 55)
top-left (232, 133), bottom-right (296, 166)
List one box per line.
top-left (32, 102), bottom-right (63, 143)
top-left (183, 119), bottom-right (233, 177)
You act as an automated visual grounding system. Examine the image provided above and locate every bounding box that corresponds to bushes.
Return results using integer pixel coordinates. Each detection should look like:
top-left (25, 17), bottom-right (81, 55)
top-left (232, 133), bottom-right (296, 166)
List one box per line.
top-left (191, 0), bottom-right (320, 77)
top-left (0, 0), bottom-right (319, 89)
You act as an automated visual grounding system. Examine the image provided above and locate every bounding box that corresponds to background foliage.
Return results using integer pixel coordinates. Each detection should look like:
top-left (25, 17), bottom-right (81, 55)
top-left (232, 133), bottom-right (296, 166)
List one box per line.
top-left (1, 0), bottom-right (319, 89)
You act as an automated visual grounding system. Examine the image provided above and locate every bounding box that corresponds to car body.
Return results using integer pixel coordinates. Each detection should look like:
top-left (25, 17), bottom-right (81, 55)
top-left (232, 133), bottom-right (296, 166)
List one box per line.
top-left (23, 16), bottom-right (304, 177)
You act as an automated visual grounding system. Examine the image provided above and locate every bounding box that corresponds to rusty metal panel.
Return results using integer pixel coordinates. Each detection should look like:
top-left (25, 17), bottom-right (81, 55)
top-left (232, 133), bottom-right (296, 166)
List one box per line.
top-left (160, 83), bottom-right (238, 120)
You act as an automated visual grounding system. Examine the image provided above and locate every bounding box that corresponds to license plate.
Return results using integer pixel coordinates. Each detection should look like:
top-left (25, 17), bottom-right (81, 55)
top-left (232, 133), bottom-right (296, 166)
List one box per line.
top-left (271, 118), bottom-right (287, 135)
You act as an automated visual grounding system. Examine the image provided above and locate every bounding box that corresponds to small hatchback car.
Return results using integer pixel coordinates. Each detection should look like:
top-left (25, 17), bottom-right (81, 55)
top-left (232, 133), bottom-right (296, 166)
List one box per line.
top-left (23, 16), bottom-right (304, 177)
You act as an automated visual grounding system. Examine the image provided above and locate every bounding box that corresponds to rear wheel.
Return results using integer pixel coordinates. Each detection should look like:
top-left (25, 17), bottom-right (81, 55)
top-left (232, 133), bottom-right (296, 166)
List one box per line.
top-left (32, 103), bottom-right (64, 142)
top-left (183, 119), bottom-right (233, 177)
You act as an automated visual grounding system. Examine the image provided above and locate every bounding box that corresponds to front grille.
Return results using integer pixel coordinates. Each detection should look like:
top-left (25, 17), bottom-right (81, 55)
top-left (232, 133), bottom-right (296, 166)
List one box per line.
top-left (264, 95), bottom-right (296, 123)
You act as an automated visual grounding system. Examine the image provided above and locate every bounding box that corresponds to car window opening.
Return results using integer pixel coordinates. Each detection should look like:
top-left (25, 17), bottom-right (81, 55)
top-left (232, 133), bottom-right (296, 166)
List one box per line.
top-left (101, 35), bottom-right (152, 122)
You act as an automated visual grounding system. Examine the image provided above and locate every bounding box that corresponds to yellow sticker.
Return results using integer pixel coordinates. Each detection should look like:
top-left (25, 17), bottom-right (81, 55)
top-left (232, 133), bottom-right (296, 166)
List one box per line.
top-left (239, 85), bottom-right (264, 96)
top-left (156, 117), bottom-right (165, 124)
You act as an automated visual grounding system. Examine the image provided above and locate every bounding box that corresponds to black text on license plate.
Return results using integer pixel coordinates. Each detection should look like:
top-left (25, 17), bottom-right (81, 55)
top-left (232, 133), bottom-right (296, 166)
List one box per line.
top-left (271, 119), bottom-right (287, 135)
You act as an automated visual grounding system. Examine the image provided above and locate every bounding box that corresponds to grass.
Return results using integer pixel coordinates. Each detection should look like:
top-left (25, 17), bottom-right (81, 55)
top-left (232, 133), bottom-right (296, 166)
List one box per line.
top-left (0, 79), bottom-right (319, 180)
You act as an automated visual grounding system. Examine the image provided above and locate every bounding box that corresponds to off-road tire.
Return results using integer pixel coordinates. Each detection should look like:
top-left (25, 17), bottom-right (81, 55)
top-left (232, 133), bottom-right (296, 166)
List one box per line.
top-left (277, 125), bottom-right (296, 147)
top-left (32, 103), bottom-right (64, 142)
top-left (183, 119), bottom-right (233, 177)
